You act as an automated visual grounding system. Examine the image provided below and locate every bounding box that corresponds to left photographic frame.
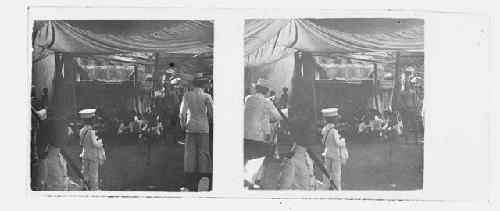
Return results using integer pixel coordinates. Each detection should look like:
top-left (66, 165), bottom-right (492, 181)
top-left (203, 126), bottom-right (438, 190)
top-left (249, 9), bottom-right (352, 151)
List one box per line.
top-left (30, 20), bottom-right (214, 192)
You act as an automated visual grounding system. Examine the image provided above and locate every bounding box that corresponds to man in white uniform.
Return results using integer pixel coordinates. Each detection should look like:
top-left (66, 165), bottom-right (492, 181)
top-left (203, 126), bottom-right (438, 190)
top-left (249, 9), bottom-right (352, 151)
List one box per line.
top-left (321, 108), bottom-right (347, 190)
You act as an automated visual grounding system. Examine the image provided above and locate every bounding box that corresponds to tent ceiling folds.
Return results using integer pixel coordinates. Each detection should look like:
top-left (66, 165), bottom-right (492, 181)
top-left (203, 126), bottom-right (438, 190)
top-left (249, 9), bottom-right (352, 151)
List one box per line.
top-left (33, 20), bottom-right (214, 56)
top-left (244, 18), bottom-right (424, 67)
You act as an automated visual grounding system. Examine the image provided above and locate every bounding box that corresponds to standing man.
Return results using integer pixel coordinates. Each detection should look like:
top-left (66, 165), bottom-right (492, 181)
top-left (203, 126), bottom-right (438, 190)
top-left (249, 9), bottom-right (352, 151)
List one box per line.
top-left (399, 80), bottom-right (419, 144)
top-left (179, 73), bottom-right (213, 191)
top-left (157, 83), bottom-right (179, 147)
top-left (280, 87), bottom-right (289, 109)
top-left (244, 78), bottom-right (282, 164)
top-left (41, 88), bottom-right (49, 109)
top-left (321, 108), bottom-right (347, 190)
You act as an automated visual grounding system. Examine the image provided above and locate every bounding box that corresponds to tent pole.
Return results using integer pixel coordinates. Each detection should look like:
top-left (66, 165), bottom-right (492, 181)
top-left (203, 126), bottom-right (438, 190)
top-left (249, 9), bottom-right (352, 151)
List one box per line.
top-left (133, 65), bottom-right (140, 113)
top-left (391, 52), bottom-right (401, 111)
top-left (373, 63), bottom-right (379, 113)
top-left (71, 57), bottom-right (78, 131)
top-left (311, 57), bottom-right (319, 143)
top-left (151, 53), bottom-right (160, 108)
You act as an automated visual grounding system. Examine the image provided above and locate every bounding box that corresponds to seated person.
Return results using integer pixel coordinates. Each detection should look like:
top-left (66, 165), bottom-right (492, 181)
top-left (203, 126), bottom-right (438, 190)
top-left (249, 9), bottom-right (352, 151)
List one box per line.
top-left (131, 113), bottom-right (145, 134)
top-left (382, 111), bottom-right (401, 141)
top-left (358, 116), bottom-right (374, 141)
top-left (139, 115), bottom-right (162, 143)
top-left (358, 116), bottom-right (372, 134)
top-left (117, 118), bottom-right (133, 135)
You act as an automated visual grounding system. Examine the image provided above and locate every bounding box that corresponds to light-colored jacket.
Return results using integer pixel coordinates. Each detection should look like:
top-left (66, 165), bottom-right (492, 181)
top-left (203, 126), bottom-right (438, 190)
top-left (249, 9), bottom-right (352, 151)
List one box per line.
top-left (244, 93), bottom-right (282, 142)
top-left (80, 126), bottom-right (103, 160)
top-left (179, 88), bottom-right (213, 133)
top-left (322, 124), bottom-right (345, 159)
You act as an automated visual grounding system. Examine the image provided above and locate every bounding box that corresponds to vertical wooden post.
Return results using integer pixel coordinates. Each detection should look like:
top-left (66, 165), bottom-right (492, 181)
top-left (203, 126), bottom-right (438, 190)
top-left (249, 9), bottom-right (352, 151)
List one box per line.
top-left (373, 63), bottom-right (379, 113)
top-left (151, 53), bottom-right (160, 107)
top-left (310, 58), bottom-right (319, 143)
top-left (70, 57), bottom-right (78, 130)
top-left (391, 52), bottom-right (401, 111)
top-left (51, 53), bottom-right (64, 115)
top-left (133, 65), bottom-right (140, 113)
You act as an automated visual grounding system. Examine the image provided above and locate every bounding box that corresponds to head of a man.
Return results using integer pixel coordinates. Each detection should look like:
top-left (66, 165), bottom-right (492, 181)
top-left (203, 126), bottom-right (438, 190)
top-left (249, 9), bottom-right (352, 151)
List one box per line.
top-left (282, 87), bottom-right (288, 94)
top-left (192, 79), bottom-right (206, 88)
top-left (82, 116), bottom-right (95, 126)
top-left (269, 91), bottom-right (276, 97)
top-left (255, 85), bottom-right (269, 95)
top-left (325, 115), bottom-right (339, 124)
top-left (42, 88), bottom-right (48, 94)
top-left (363, 115), bottom-right (370, 124)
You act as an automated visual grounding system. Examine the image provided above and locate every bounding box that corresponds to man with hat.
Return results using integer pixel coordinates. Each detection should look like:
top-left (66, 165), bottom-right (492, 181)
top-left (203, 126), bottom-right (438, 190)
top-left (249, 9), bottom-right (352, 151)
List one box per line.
top-left (179, 72), bottom-right (213, 191)
top-left (157, 80), bottom-right (179, 147)
top-left (320, 108), bottom-right (347, 190)
top-left (78, 109), bottom-right (104, 190)
top-left (244, 78), bottom-right (282, 163)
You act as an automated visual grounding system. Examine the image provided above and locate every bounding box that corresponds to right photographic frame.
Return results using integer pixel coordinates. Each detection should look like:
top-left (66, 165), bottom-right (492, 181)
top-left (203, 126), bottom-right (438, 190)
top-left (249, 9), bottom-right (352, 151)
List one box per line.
top-left (243, 18), bottom-right (424, 191)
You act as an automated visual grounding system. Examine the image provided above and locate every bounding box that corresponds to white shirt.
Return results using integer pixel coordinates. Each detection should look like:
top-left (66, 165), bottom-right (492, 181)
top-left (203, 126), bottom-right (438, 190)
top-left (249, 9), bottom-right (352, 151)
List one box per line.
top-left (179, 87), bottom-right (213, 133)
top-left (322, 124), bottom-right (345, 159)
top-left (244, 93), bottom-right (282, 142)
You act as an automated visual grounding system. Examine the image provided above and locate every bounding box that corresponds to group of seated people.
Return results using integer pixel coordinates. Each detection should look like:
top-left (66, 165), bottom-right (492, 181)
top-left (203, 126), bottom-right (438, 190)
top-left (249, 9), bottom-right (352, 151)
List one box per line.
top-left (357, 108), bottom-right (401, 142)
top-left (116, 109), bottom-right (162, 143)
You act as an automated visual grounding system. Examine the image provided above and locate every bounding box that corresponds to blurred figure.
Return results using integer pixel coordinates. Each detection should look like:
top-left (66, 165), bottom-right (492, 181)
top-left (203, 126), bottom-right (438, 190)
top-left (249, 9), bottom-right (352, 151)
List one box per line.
top-left (280, 87), bottom-right (289, 109)
top-left (399, 81), bottom-right (419, 143)
top-left (41, 88), bottom-right (49, 108)
top-left (277, 113), bottom-right (315, 190)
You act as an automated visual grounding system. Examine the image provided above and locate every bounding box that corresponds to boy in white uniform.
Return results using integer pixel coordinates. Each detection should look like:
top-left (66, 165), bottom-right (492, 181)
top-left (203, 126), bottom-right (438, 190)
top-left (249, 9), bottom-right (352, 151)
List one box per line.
top-left (321, 108), bottom-right (347, 190)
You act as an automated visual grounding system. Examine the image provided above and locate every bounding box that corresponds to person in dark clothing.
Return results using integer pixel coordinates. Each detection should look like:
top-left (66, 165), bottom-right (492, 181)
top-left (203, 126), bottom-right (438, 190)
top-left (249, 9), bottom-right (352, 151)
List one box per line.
top-left (41, 88), bottom-right (49, 108)
top-left (280, 87), bottom-right (289, 109)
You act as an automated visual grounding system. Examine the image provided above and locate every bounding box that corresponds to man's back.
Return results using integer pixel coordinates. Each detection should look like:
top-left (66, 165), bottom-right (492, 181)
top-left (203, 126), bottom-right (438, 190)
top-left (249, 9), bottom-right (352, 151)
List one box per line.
top-left (244, 94), bottom-right (282, 142)
top-left (180, 88), bottom-right (212, 133)
top-left (402, 89), bottom-right (417, 109)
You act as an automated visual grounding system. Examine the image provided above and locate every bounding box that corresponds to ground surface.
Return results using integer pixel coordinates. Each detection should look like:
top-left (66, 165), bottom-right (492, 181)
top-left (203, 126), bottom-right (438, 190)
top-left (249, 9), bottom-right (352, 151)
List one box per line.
top-left (252, 133), bottom-right (423, 190)
top-left (65, 136), bottom-right (186, 191)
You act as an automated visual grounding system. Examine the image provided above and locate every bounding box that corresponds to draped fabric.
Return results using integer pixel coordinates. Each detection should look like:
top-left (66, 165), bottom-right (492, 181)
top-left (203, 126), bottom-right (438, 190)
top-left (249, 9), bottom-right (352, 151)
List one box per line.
top-left (33, 20), bottom-right (214, 55)
top-left (244, 18), bottom-right (424, 67)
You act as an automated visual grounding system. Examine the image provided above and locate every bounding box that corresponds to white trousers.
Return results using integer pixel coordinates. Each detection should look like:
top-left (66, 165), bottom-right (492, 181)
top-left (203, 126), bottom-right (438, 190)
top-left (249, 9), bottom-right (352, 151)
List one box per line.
top-left (323, 157), bottom-right (342, 190)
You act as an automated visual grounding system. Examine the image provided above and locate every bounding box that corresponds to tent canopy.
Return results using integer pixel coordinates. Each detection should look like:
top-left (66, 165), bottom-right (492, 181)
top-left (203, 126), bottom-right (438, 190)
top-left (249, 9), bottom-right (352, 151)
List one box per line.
top-left (33, 20), bottom-right (214, 57)
top-left (245, 18), bottom-right (424, 67)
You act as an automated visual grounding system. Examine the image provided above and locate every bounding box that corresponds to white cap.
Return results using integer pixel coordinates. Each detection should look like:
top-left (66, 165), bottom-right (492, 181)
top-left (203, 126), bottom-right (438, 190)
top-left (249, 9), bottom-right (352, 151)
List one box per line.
top-left (79, 109), bottom-right (96, 119)
top-left (410, 77), bottom-right (421, 83)
top-left (321, 108), bottom-right (339, 117)
top-left (170, 77), bottom-right (182, 85)
top-left (253, 78), bottom-right (271, 89)
top-left (154, 90), bottom-right (163, 97)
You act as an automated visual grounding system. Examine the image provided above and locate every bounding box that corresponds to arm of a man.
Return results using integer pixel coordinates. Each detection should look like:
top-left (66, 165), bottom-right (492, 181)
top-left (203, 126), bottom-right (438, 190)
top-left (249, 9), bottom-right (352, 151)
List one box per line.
top-left (179, 94), bottom-right (188, 129)
top-left (332, 129), bottom-right (345, 147)
top-left (264, 100), bottom-right (283, 122)
top-left (206, 95), bottom-right (213, 120)
top-left (91, 130), bottom-right (103, 148)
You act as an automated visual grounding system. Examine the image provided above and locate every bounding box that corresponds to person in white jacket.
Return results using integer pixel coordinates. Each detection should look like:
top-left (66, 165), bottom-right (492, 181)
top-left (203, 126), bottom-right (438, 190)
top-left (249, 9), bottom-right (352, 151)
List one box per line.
top-left (244, 78), bottom-right (282, 163)
top-left (321, 108), bottom-right (347, 190)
